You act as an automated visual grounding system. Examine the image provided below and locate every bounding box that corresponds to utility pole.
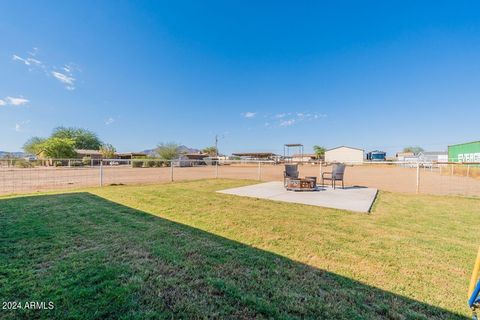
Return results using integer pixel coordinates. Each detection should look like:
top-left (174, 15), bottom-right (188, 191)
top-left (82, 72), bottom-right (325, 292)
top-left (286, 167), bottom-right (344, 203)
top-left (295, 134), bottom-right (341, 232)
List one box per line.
top-left (214, 133), bottom-right (225, 157)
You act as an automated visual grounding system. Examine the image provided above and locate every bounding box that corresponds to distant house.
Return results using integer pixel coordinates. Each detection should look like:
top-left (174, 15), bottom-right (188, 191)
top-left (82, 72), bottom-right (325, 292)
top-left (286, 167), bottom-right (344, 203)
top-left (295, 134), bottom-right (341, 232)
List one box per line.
top-left (291, 153), bottom-right (318, 163)
top-left (325, 146), bottom-right (364, 164)
top-left (419, 151), bottom-right (448, 163)
top-left (232, 152), bottom-right (277, 160)
top-left (75, 149), bottom-right (103, 160)
top-left (395, 152), bottom-right (417, 162)
top-left (74, 150), bottom-right (147, 160)
top-left (116, 152), bottom-right (147, 160)
top-left (173, 153), bottom-right (209, 167)
top-left (394, 151), bottom-right (448, 168)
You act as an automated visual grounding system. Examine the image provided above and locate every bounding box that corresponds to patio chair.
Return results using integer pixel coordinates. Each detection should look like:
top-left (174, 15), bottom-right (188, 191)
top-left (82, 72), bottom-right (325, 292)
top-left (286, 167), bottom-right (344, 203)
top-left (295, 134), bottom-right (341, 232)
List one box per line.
top-left (321, 163), bottom-right (346, 189)
top-left (284, 164), bottom-right (299, 186)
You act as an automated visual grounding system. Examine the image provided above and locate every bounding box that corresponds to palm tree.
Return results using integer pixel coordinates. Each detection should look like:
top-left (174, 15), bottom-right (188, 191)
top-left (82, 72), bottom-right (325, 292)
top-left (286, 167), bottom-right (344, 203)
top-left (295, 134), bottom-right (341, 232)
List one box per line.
top-left (313, 145), bottom-right (326, 160)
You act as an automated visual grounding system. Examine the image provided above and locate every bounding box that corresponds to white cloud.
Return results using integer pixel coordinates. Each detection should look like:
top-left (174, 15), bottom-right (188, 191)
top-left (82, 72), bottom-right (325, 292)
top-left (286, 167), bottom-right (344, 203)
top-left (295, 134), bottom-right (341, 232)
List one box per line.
top-left (12, 48), bottom-right (79, 91)
top-left (0, 96), bottom-right (29, 106)
top-left (13, 54), bottom-right (32, 66)
top-left (279, 119), bottom-right (295, 127)
top-left (313, 113), bottom-right (327, 119)
top-left (15, 120), bottom-right (30, 132)
top-left (6, 96), bottom-right (29, 106)
top-left (105, 117), bottom-right (115, 125)
top-left (12, 54), bottom-right (28, 64)
top-left (242, 112), bottom-right (256, 118)
top-left (29, 47), bottom-right (39, 56)
top-left (12, 51), bottom-right (45, 70)
top-left (29, 58), bottom-right (42, 65)
top-left (275, 112), bottom-right (326, 128)
top-left (236, 110), bottom-right (326, 128)
top-left (51, 71), bottom-right (75, 90)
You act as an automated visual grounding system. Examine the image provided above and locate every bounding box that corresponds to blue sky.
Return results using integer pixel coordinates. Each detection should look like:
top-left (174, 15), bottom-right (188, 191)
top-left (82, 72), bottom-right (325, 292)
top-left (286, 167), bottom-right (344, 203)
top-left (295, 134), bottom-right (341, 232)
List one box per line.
top-left (1, 1), bottom-right (479, 155)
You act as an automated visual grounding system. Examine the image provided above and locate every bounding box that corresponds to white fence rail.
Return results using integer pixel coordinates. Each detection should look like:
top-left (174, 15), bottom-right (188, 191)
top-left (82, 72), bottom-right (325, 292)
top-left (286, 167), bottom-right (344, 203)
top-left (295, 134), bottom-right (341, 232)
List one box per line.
top-left (0, 159), bottom-right (479, 197)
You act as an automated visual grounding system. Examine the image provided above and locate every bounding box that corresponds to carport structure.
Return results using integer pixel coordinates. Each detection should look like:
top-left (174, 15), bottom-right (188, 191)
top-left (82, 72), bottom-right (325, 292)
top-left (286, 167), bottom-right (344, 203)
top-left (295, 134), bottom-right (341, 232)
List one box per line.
top-left (283, 143), bottom-right (304, 162)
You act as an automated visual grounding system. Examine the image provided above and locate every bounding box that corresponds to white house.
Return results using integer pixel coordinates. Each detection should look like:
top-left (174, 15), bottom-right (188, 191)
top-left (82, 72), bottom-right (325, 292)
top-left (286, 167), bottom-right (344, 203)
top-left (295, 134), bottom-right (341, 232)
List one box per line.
top-left (325, 146), bottom-right (364, 164)
top-left (396, 152), bottom-right (417, 162)
top-left (419, 151), bottom-right (448, 163)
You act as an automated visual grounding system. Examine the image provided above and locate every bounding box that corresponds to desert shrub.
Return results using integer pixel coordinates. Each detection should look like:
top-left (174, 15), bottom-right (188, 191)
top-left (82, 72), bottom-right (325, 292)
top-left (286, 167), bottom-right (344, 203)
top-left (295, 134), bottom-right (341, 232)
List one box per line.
top-left (132, 160), bottom-right (143, 168)
top-left (32, 160), bottom-right (43, 167)
top-left (82, 156), bottom-right (92, 166)
top-left (15, 160), bottom-right (33, 168)
top-left (70, 160), bottom-right (83, 167)
top-left (144, 160), bottom-right (157, 168)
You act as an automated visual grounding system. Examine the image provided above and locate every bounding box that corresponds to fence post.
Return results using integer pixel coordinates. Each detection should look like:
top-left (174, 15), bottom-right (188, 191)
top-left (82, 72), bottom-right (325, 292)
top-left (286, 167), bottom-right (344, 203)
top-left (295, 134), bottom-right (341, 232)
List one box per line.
top-left (170, 161), bottom-right (174, 182)
top-left (215, 161), bottom-right (218, 178)
top-left (467, 165), bottom-right (470, 177)
top-left (99, 160), bottom-right (103, 187)
top-left (416, 162), bottom-right (420, 194)
top-left (257, 161), bottom-right (261, 181)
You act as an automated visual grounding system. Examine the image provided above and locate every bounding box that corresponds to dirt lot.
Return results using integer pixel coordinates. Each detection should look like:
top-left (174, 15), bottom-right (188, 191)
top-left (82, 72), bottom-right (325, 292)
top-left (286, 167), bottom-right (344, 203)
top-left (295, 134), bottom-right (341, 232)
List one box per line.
top-left (1, 163), bottom-right (479, 197)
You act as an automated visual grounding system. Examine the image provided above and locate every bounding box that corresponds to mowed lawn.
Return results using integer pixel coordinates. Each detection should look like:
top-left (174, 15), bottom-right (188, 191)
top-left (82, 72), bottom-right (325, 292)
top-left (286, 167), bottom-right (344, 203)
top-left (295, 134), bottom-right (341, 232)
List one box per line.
top-left (1, 179), bottom-right (479, 319)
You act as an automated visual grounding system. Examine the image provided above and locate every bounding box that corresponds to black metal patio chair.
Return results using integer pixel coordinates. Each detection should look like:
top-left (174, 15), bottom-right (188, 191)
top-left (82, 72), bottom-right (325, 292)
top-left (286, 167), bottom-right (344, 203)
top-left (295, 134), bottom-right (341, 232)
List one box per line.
top-left (321, 163), bottom-right (346, 189)
top-left (284, 164), bottom-right (299, 186)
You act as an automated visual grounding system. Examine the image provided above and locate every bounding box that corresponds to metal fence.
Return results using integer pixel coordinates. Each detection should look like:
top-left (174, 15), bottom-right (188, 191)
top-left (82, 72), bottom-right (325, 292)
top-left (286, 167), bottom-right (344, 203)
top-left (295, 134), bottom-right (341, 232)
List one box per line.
top-left (1, 158), bottom-right (479, 197)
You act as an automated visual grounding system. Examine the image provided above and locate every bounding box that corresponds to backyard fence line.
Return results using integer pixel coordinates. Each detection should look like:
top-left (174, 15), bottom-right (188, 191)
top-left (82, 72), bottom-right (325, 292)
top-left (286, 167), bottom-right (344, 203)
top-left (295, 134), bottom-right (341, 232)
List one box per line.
top-left (0, 158), bottom-right (479, 197)
top-left (1, 157), bottom-right (478, 166)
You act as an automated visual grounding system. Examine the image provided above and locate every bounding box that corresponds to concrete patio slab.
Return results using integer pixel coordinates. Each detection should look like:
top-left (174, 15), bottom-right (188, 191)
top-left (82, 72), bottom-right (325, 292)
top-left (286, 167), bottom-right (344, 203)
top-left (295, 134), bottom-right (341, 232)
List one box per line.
top-left (217, 181), bottom-right (378, 213)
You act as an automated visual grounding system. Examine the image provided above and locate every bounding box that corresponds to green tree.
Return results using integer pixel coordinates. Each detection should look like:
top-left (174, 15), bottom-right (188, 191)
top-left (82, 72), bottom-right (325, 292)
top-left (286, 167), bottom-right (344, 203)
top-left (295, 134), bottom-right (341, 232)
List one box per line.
top-left (37, 138), bottom-right (76, 159)
top-left (23, 137), bottom-right (47, 155)
top-left (99, 144), bottom-right (117, 159)
top-left (403, 146), bottom-right (424, 154)
top-left (51, 126), bottom-right (102, 150)
top-left (156, 142), bottom-right (180, 160)
top-left (313, 145), bottom-right (326, 159)
top-left (202, 146), bottom-right (218, 156)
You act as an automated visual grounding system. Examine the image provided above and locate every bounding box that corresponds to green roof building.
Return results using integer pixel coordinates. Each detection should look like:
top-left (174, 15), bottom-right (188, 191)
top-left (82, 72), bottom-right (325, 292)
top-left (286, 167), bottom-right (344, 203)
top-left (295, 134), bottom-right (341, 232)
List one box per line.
top-left (448, 141), bottom-right (480, 162)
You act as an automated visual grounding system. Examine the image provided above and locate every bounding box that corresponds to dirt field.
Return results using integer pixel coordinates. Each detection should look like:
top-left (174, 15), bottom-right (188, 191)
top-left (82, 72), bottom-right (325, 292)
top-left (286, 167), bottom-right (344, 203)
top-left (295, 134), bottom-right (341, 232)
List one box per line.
top-left (1, 163), bottom-right (479, 197)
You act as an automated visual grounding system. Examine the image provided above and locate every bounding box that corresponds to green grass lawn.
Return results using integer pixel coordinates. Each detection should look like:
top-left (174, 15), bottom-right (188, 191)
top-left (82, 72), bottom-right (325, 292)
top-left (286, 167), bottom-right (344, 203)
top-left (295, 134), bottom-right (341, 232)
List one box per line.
top-left (1, 179), bottom-right (479, 319)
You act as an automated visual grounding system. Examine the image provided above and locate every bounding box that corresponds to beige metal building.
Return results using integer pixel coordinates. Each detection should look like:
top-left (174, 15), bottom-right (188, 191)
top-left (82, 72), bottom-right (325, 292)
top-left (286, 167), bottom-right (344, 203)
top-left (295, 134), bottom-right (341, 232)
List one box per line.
top-left (325, 146), bottom-right (364, 164)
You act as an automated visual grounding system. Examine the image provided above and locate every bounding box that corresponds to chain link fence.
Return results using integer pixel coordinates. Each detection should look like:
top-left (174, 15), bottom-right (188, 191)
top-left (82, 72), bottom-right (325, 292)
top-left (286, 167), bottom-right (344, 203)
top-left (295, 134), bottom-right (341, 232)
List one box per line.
top-left (1, 158), bottom-right (479, 197)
